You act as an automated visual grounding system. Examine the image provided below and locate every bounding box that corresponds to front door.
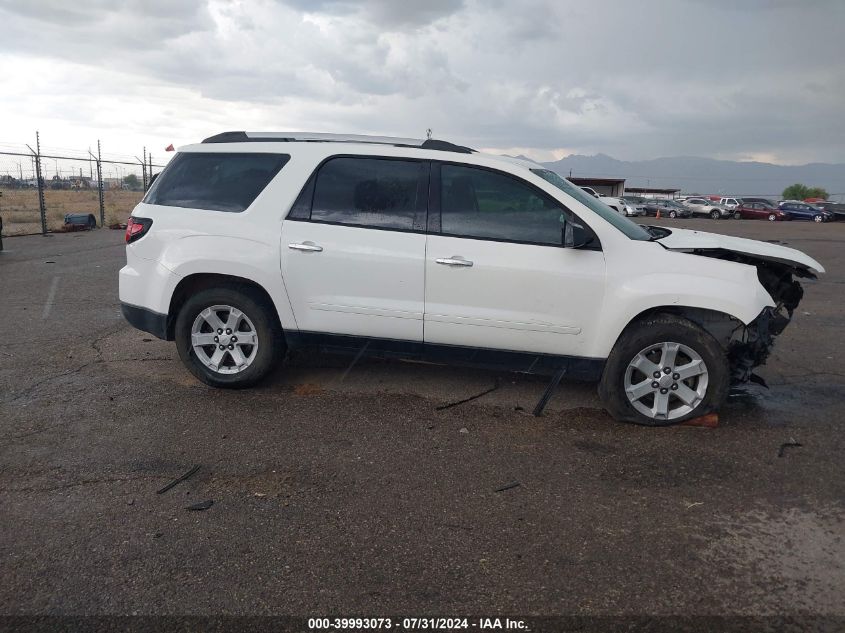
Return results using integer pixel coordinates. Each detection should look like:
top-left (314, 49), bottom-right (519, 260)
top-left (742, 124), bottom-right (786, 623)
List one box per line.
top-left (280, 156), bottom-right (429, 342)
top-left (424, 163), bottom-right (606, 359)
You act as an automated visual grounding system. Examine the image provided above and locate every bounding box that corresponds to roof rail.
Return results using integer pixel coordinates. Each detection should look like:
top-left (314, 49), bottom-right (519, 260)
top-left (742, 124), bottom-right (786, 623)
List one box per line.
top-left (201, 131), bottom-right (474, 154)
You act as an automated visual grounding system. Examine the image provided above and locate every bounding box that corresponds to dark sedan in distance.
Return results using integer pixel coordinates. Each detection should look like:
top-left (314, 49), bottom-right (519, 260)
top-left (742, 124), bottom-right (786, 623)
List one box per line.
top-left (779, 201), bottom-right (834, 223)
top-left (641, 199), bottom-right (691, 218)
top-left (734, 202), bottom-right (791, 221)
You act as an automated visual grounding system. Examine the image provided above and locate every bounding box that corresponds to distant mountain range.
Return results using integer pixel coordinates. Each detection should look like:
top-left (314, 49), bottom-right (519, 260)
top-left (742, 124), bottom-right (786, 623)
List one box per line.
top-left (532, 153), bottom-right (845, 198)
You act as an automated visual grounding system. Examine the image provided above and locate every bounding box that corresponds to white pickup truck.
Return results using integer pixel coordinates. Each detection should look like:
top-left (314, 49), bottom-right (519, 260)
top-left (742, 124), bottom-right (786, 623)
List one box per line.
top-left (581, 186), bottom-right (638, 217)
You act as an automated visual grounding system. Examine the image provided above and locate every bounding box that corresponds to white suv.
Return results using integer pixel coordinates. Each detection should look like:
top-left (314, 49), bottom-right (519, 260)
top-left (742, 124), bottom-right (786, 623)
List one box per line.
top-left (120, 132), bottom-right (823, 425)
top-left (684, 197), bottom-right (734, 219)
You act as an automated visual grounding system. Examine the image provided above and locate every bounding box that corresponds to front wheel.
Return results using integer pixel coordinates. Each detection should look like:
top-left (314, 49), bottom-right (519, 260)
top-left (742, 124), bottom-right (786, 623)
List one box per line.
top-left (814, 215), bottom-right (824, 223)
top-left (175, 286), bottom-right (284, 388)
top-left (733, 211), bottom-right (741, 220)
top-left (668, 210), bottom-right (677, 219)
top-left (710, 210), bottom-right (721, 220)
top-left (598, 314), bottom-right (730, 426)
top-left (768, 213), bottom-right (777, 221)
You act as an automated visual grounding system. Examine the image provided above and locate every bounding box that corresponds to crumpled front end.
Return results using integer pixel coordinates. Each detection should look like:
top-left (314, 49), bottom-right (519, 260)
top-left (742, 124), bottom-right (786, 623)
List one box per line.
top-left (727, 261), bottom-right (807, 385)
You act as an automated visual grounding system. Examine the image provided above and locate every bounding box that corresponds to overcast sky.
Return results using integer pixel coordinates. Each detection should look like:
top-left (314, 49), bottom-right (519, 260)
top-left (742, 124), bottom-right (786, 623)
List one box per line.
top-left (0, 0), bottom-right (843, 164)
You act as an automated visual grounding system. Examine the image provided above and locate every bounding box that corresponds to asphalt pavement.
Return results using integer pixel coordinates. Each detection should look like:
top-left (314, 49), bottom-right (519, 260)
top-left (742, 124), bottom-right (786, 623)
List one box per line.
top-left (0, 219), bottom-right (843, 623)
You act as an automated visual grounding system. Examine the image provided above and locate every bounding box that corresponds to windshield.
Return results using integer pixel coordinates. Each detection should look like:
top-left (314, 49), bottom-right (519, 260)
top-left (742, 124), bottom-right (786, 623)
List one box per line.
top-left (530, 169), bottom-right (651, 241)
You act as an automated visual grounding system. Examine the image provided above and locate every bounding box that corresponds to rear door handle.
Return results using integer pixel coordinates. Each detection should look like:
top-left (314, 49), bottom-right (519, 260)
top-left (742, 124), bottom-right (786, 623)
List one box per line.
top-left (435, 257), bottom-right (473, 267)
top-left (288, 242), bottom-right (323, 252)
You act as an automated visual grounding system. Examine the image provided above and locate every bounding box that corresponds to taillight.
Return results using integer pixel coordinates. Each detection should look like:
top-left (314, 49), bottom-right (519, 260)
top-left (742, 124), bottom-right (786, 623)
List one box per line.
top-left (125, 217), bottom-right (153, 244)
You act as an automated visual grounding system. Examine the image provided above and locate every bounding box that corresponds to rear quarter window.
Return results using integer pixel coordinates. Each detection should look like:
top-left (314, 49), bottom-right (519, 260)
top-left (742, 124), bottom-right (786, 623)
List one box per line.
top-left (144, 152), bottom-right (290, 212)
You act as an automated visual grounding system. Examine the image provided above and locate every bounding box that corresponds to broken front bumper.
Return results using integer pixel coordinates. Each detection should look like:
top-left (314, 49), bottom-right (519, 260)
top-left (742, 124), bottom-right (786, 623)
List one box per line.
top-left (728, 306), bottom-right (791, 385)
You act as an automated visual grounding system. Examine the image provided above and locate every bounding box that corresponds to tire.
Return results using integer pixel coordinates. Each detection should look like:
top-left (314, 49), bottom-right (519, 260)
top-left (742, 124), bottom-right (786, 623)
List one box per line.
top-left (733, 211), bottom-right (741, 220)
top-left (598, 314), bottom-right (730, 426)
top-left (668, 210), bottom-right (677, 218)
top-left (768, 214), bottom-right (777, 222)
top-left (175, 285), bottom-right (284, 388)
top-left (813, 215), bottom-right (823, 223)
top-left (710, 210), bottom-right (720, 220)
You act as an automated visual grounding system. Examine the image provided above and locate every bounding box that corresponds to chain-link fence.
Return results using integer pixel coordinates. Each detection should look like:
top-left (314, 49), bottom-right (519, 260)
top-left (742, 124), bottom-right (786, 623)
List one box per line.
top-left (0, 132), bottom-right (168, 237)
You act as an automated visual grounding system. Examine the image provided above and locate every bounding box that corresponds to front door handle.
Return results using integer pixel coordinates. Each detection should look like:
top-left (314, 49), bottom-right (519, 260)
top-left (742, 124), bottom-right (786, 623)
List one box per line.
top-left (288, 242), bottom-right (323, 252)
top-left (435, 256), bottom-right (473, 267)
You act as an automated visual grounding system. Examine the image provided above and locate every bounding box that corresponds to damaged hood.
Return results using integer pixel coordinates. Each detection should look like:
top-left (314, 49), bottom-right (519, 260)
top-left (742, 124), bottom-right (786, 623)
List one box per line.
top-left (656, 227), bottom-right (825, 274)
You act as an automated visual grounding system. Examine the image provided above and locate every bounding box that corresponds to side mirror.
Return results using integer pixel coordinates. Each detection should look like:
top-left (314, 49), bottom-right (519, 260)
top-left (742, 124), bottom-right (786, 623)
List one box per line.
top-left (562, 217), bottom-right (593, 249)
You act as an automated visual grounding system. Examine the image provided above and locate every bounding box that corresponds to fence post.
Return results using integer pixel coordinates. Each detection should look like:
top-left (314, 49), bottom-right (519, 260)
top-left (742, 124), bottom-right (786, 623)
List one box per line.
top-left (96, 140), bottom-right (105, 227)
top-left (34, 131), bottom-right (47, 235)
top-left (142, 147), bottom-right (148, 190)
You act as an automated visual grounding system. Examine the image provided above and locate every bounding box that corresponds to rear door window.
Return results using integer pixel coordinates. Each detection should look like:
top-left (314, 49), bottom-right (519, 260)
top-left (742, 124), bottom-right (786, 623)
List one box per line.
top-left (308, 157), bottom-right (428, 231)
top-left (144, 152), bottom-right (289, 212)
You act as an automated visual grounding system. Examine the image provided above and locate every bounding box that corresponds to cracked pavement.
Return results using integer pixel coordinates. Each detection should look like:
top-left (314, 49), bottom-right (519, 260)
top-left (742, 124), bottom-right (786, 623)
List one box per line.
top-left (0, 221), bottom-right (843, 618)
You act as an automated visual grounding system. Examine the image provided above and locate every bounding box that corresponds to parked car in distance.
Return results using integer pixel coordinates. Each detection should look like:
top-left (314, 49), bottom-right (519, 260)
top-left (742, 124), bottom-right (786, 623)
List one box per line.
top-left (778, 201), bottom-right (834, 223)
top-left (620, 197), bottom-right (647, 217)
top-left (740, 197), bottom-right (777, 208)
top-left (642, 199), bottom-right (691, 218)
top-left (814, 201), bottom-right (845, 221)
top-left (719, 197), bottom-right (742, 210)
top-left (683, 197), bottom-right (733, 219)
top-left (120, 131), bottom-right (824, 426)
top-left (734, 202), bottom-right (791, 221)
top-left (578, 186), bottom-right (629, 216)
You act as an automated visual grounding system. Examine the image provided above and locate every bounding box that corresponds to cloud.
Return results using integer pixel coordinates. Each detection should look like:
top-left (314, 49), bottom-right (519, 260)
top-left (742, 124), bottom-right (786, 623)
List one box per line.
top-left (0, 0), bottom-right (842, 163)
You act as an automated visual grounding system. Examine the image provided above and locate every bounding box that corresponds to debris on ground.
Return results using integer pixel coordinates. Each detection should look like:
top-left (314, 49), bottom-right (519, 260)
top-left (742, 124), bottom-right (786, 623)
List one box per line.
top-left (494, 481), bottom-right (520, 493)
top-left (436, 378), bottom-right (500, 411)
top-left (185, 499), bottom-right (214, 511)
top-left (778, 439), bottom-right (803, 457)
top-left (459, 427), bottom-right (469, 434)
top-left (532, 367), bottom-right (567, 416)
top-left (156, 465), bottom-right (201, 494)
top-left (680, 413), bottom-right (719, 428)
top-left (749, 374), bottom-right (769, 388)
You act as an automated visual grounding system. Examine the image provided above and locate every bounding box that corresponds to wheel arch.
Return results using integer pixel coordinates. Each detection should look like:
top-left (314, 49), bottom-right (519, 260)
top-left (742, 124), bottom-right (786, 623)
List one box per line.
top-left (167, 273), bottom-right (284, 341)
top-left (607, 305), bottom-right (744, 358)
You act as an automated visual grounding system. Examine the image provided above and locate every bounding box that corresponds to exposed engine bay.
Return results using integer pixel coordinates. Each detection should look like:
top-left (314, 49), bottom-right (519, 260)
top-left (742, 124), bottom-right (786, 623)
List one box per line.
top-left (690, 248), bottom-right (814, 384)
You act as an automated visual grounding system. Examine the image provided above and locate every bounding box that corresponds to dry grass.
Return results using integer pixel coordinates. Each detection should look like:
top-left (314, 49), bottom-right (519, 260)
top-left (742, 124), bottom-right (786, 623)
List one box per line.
top-left (0, 188), bottom-right (143, 235)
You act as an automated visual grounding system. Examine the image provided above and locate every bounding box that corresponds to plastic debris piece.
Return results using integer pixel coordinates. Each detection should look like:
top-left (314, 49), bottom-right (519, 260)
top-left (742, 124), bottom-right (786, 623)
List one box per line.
top-left (185, 499), bottom-right (214, 511)
top-left (156, 465), bottom-right (201, 494)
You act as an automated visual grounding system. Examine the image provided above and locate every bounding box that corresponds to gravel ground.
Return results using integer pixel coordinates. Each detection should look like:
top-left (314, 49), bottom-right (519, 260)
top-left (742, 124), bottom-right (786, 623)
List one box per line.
top-left (0, 219), bottom-right (843, 624)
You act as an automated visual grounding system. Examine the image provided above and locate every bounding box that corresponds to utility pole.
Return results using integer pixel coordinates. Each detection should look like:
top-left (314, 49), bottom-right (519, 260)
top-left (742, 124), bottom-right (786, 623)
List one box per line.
top-left (89, 141), bottom-right (105, 228)
top-left (26, 131), bottom-right (48, 236)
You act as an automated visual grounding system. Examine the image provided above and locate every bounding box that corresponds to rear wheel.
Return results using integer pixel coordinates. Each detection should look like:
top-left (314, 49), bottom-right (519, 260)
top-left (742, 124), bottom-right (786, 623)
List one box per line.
top-left (598, 314), bottom-right (730, 426)
top-left (175, 286), bottom-right (284, 388)
top-left (710, 210), bottom-right (720, 220)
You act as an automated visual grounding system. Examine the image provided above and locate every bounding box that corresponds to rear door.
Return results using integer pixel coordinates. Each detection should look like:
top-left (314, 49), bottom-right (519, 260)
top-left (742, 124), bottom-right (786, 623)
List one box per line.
top-left (280, 156), bottom-right (429, 343)
top-left (423, 163), bottom-right (606, 359)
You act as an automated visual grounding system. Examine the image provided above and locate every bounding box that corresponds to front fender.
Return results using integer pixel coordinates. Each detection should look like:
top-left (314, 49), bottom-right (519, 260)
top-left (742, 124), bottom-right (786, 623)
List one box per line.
top-left (592, 257), bottom-right (774, 358)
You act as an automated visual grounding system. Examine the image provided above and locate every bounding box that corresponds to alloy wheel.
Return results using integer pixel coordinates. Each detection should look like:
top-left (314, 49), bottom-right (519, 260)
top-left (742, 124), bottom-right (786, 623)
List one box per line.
top-left (190, 304), bottom-right (259, 374)
top-left (623, 341), bottom-right (709, 421)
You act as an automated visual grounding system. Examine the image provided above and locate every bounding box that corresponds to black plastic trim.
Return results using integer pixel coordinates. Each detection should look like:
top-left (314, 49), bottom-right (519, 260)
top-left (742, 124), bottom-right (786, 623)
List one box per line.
top-left (285, 331), bottom-right (605, 380)
top-left (121, 303), bottom-right (170, 340)
top-left (420, 139), bottom-right (474, 154)
top-left (202, 131), bottom-right (476, 153)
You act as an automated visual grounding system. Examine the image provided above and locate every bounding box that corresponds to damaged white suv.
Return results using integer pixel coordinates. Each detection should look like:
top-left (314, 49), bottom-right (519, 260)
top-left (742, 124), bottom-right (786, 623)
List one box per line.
top-left (119, 132), bottom-right (824, 425)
